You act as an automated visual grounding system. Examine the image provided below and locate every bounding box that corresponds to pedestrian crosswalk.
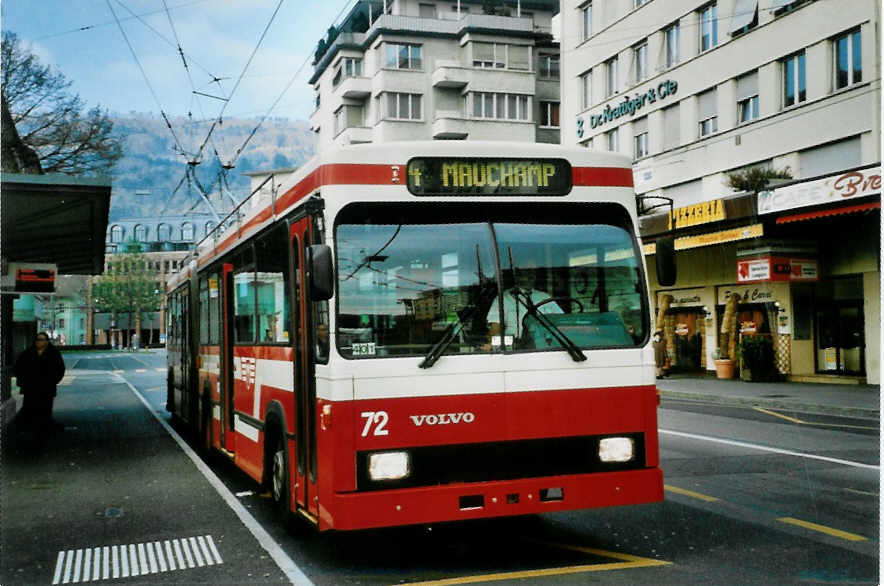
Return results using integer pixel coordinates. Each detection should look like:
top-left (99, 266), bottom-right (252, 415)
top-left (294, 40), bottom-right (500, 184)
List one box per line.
top-left (52, 535), bottom-right (223, 584)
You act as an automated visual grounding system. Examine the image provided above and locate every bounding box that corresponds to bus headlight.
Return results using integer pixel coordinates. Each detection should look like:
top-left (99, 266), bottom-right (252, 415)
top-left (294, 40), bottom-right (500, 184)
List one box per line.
top-left (599, 437), bottom-right (634, 463)
top-left (368, 451), bottom-right (411, 481)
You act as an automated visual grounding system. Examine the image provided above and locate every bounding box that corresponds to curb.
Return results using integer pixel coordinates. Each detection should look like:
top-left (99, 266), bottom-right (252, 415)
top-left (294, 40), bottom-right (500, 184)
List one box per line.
top-left (659, 389), bottom-right (880, 420)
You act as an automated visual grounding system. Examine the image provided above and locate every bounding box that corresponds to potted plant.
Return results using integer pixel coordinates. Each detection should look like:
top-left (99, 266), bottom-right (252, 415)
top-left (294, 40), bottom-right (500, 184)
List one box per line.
top-left (712, 348), bottom-right (734, 379)
top-left (739, 336), bottom-right (776, 382)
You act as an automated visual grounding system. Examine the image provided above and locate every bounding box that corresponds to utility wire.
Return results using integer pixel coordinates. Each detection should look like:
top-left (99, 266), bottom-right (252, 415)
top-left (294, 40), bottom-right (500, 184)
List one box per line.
top-left (34, 0), bottom-right (212, 41)
top-left (106, 0), bottom-right (188, 157)
top-left (194, 0), bottom-right (286, 165)
top-left (224, 0), bottom-right (355, 168)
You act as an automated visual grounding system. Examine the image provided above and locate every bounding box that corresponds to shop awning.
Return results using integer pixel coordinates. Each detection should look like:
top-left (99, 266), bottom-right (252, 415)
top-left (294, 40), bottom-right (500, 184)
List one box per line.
top-left (775, 202), bottom-right (880, 224)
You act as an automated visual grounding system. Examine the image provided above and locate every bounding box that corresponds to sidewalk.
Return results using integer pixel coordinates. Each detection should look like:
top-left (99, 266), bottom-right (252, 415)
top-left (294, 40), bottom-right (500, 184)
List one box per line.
top-left (1, 369), bottom-right (290, 585)
top-left (658, 374), bottom-right (880, 419)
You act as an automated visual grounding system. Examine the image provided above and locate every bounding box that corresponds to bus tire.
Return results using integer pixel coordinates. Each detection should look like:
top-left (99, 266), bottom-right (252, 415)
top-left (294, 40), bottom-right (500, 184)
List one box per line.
top-left (269, 428), bottom-right (292, 522)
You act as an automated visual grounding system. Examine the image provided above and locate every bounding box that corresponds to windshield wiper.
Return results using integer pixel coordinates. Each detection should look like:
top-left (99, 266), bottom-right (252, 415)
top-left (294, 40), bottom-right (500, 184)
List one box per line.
top-left (420, 245), bottom-right (494, 369)
top-left (509, 288), bottom-right (587, 362)
top-left (507, 247), bottom-right (587, 363)
top-left (419, 278), bottom-right (497, 369)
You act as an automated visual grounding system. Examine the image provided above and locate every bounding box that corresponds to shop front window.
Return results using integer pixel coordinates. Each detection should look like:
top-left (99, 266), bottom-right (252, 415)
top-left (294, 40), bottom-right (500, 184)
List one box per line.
top-left (815, 276), bottom-right (864, 375)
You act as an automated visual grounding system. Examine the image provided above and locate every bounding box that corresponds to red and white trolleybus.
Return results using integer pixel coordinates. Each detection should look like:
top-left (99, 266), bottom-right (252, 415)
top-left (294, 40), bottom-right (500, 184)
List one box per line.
top-left (166, 141), bottom-right (676, 532)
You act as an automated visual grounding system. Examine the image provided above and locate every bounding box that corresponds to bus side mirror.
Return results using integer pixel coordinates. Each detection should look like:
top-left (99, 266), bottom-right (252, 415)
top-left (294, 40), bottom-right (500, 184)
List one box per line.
top-left (309, 244), bottom-right (334, 300)
top-left (656, 236), bottom-right (677, 287)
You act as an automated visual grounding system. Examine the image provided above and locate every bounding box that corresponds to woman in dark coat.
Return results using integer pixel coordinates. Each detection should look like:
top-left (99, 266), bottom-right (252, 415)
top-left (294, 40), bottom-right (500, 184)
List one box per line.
top-left (14, 332), bottom-right (65, 428)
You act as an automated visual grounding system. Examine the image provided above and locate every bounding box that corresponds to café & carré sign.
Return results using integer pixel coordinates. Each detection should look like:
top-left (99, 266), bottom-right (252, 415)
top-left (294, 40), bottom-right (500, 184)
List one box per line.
top-left (577, 80), bottom-right (678, 138)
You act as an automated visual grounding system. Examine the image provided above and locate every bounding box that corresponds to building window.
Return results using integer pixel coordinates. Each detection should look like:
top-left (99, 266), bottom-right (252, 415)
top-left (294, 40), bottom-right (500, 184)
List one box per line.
top-left (662, 103), bottom-right (680, 150)
top-left (606, 127), bottom-right (619, 152)
top-left (333, 58), bottom-right (362, 86)
top-left (581, 70), bottom-right (592, 109)
top-left (633, 41), bottom-right (648, 83)
top-left (782, 51), bottom-right (806, 108)
top-left (540, 101), bottom-right (560, 127)
top-left (771, 0), bottom-right (807, 15)
top-left (665, 22), bottom-right (680, 68)
top-left (110, 225), bottom-right (123, 243)
top-left (508, 45), bottom-right (530, 71)
top-left (384, 43), bottom-right (422, 70)
top-left (699, 4), bottom-right (718, 52)
top-left (736, 70), bottom-right (759, 123)
top-left (133, 224), bottom-right (148, 241)
top-left (538, 54), bottom-right (559, 79)
top-left (834, 29), bottom-right (862, 90)
top-left (605, 56), bottom-right (618, 97)
top-left (728, 0), bottom-right (758, 36)
top-left (181, 223), bottom-right (194, 241)
top-left (582, 2), bottom-right (592, 41)
top-left (698, 87), bottom-right (717, 137)
top-left (634, 131), bottom-right (648, 158)
top-left (384, 92), bottom-right (422, 120)
top-left (472, 93), bottom-right (530, 121)
top-left (635, 0), bottom-right (650, 7)
top-left (419, 3), bottom-right (436, 18)
top-left (157, 223), bottom-right (171, 241)
top-left (633, 117), bottom-right (648, 158)
top-left (472, 42), bottom-right (505, 68)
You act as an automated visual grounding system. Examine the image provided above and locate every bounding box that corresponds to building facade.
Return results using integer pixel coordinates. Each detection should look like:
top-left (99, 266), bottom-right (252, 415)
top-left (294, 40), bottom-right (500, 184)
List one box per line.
top-left (561, 0), bottom-right (880, 383)
top-left (309, 0), bottom-right (560, 151)
top-left (105, 213), bottom-right (218, 254)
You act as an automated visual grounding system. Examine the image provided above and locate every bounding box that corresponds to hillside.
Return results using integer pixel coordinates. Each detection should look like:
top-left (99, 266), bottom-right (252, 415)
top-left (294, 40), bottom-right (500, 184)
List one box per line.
top-left (109, 113), bottom-right (315, 221)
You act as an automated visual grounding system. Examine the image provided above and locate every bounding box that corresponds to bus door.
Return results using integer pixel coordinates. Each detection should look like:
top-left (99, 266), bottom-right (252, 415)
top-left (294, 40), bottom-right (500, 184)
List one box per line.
top-left (220, 263), bottom-right (235, 452)
top-left (290, 216), bottom-right (318, 518)
top-left (179, 288), bottom-right (192, 422)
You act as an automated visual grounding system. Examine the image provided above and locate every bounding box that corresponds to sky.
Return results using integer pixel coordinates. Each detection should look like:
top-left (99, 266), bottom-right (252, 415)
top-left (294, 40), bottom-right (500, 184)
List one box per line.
top-left (1, 0), bottom-right (357, 122)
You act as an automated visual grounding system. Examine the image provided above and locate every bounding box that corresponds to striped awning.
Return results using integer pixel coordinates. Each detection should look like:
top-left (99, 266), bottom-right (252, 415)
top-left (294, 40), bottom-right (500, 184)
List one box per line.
top-left (775, 202), bottom-right (880, 224)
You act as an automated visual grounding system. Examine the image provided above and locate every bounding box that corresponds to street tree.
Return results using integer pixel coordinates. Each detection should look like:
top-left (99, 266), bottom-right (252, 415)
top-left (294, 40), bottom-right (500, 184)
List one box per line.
top-left (91, 247), bottom-right (163, 344)
top-left (1, 31), bottom-right (122, 175)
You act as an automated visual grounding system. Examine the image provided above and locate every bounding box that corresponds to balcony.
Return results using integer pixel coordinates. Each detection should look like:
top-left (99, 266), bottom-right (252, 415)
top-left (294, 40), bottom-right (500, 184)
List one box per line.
top-left (336, 75), bottom-right (371, 99)
top-left (432, 60), bottom-right (469, 88)
top-left (370, 13), bottom-right (534, 37)
top-left (432, 110), bottom-right (469, 139)
top-left (337, 126), bottom-right (372, 145)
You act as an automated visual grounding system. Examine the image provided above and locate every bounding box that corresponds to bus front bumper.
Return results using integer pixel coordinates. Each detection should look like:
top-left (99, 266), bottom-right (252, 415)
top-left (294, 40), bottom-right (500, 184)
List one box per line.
top-left (323, 467), bottom-right (663, 531)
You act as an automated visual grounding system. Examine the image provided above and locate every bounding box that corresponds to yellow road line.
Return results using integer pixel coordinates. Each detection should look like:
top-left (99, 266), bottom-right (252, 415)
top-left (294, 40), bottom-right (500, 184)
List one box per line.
top-left (778, 517), bottom-right (867, 542)
top-left (406, 542), bottom-right (671, 585)
top-left (754, 407), bottom-right (805, 424)
top-left (664, 484), bottom-right (720, 502)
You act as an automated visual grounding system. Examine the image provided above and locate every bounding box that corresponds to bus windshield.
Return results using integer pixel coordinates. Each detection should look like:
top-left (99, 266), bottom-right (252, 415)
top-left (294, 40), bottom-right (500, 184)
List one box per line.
top-left (335, 203), bottom-right (647, 360)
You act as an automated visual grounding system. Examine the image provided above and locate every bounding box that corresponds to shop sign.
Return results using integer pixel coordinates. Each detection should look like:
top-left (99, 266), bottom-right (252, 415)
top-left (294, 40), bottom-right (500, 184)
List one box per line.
top-left (676, 223), bottom-right (763, 251)
top-left (660, 288), bottom-right (705, 308)
top-left (1, 262), bottom-right (57, 294)
top-left (739, 321), bottom-right (757, 334)
top-left (823, 347), bottom-right (838, 370)
top-left (208, 276), bottom-right (219, 298)
top-left (717, 284), bottom-right (780, 305)
top-left (777, 313), bottom-right (791, 335)
top-left (736, 256), bottom-right (819, 283)
top-left (577, 79), bottom-right (678, 136)
top-left (758, 165), bottom-right (881, 215)
top-left (669, 199), bottom-right (725, 230)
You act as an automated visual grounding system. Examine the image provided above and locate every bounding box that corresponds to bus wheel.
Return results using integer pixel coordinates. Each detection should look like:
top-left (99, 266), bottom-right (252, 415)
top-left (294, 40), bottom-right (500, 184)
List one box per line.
top-left (270, 432), bottom-right (290, 517)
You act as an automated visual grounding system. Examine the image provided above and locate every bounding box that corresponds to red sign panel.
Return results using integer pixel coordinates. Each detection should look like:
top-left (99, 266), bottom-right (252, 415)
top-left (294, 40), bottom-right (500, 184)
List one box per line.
top-left (737, 256), bottom-right (818, 284)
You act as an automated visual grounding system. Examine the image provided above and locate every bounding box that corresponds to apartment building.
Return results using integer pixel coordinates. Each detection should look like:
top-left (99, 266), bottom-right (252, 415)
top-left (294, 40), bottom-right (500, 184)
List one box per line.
top-left (561, 0), bottom-right (880, 383)
top-left (309, 0), bottom-right (560, 151)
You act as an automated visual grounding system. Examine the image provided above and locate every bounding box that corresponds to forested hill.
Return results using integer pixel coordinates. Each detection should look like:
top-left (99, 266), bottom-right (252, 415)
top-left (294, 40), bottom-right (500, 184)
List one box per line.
top-left (109, 113), bottom-right (314, 221)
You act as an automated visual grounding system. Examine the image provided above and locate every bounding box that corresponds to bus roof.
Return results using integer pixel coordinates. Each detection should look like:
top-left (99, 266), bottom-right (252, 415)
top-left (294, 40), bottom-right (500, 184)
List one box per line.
top-left (166, 141), bottom-right (635, 292)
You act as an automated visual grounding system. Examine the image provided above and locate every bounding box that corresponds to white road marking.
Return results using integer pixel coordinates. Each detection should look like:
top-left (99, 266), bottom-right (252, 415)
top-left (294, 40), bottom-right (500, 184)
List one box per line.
top-left (173, 539), bottom-right (185, 570)
top-left (660, 429), bottom-right (879, 470)
top-left (236, 490), bottom-right (254, 497)
top-left (121, 376), bottom-right (314, 585)
top-left (52, 537), bottom-right (224, 583)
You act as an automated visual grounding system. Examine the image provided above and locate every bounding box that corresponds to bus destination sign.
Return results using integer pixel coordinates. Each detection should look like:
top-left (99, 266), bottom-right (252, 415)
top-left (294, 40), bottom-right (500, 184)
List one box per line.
top-left (406, 157), bottom-right (572, 196)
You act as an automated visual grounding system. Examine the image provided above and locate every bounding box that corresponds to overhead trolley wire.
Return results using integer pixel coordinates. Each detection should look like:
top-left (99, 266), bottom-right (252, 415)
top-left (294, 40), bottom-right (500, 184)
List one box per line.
top-left (225, 0), bottom-right (355, 168)
top-left (193, 0), bottom-right (286, 166)
top-left (105, 0), bottom-right (188, 158)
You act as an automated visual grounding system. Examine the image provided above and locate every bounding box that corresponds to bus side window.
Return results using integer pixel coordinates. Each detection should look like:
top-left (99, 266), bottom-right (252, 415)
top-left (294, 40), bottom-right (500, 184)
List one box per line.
top-left (233, 247), bottom-right (257, 343)
top-left (255, 225), bottom-right (291, 344)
